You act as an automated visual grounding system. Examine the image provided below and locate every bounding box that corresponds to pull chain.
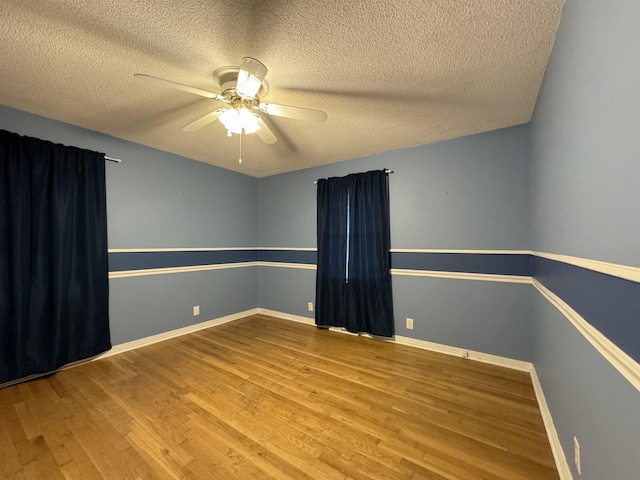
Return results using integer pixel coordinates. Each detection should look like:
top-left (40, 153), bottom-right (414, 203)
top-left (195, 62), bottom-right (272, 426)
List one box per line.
top-left (238, 131), bottom-right (243, 164)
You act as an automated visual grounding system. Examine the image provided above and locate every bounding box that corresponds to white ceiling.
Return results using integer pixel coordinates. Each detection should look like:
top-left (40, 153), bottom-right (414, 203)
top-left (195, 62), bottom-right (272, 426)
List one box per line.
top-left (0, 0), bottom-right (565, 177)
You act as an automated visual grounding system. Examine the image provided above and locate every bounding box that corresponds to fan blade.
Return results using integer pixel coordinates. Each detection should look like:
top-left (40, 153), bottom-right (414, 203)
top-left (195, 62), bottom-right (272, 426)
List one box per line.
top-left (183, 109), bottom-right (226, 132)
top-left (255, 116), bottom-right (277, 144)
top-left (260, 103), bottom-right (327, 123)
top-left (134, 74), bottom-right (225, 101)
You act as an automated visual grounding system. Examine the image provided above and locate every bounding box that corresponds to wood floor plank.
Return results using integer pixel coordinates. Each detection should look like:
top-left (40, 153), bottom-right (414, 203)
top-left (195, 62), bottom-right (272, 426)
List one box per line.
top-left (0, 315), bottom-right (559, 479)
top-left (20, 435), bottom-right (66, 480)
top-left (186, 403), bottom-right (319, 479)
top-left (0, 406), bottom-right (22, 478)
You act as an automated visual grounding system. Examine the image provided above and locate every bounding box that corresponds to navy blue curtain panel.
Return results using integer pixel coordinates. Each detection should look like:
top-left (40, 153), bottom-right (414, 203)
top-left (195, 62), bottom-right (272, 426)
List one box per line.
top-left (0, 130), bottom-right (111, 385)
top-left (316, 170), bottom-right (394, 337)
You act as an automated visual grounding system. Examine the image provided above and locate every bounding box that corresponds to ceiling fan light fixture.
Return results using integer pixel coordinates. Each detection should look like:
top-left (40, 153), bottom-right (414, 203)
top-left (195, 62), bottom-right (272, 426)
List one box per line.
top-left (236, 57), bottom-right (267, 100)
top-left (219, 108), bottom-right (242, 134)
top-left (219, 107), bottom-right (261, 135)
top-left (239, 108), bottom-right (261, 134)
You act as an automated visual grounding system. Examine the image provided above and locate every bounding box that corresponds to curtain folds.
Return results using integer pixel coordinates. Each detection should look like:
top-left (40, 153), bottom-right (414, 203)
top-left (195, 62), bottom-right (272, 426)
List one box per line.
top-left (0, 130), bottom-right (111, 385)
top-left (316, 170), bottom-right (394, 337)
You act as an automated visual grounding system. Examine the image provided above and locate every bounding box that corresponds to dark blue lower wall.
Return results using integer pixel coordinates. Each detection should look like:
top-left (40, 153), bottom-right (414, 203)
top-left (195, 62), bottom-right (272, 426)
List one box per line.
top-left (113, 249), bottom-right (531, 275)
top-left (392, 252), bottom-right (531, 276)
top-left (109, 250), bottom-right (258, 271)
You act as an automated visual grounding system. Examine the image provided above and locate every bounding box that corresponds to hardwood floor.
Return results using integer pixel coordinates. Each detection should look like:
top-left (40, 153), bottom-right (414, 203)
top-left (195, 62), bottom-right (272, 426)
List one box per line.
top-left (0, 314), bottom-right (559, 479)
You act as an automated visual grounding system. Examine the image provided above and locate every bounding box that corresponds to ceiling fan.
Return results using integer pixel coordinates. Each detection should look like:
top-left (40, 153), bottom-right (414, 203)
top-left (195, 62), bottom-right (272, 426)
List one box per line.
top-left (134, 57), bottom-right (327, 145)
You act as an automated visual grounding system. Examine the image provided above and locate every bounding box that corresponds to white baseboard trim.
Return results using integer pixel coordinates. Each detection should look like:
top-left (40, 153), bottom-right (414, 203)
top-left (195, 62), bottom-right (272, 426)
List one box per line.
top-left (530, 367), bottom-right (573, 480)
top-left (256, 308), bottom-right (316, 325)
top-left (330, 328), bottom-right (534, 372)
top-left (393, 335), bottom-right (534, 372)
top-left (98, 308), bottom-right (260, 359)
top-left (256, 262), bottom-right (317, 270)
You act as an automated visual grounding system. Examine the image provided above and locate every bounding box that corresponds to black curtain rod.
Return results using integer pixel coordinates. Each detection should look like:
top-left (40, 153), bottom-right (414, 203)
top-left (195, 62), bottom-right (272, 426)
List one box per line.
top-left (314, 169), bottom-right (393, 185)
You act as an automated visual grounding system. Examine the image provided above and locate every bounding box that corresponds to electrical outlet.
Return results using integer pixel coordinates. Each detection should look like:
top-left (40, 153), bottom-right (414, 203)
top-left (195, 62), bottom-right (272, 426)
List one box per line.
top-left (193, 305), bottom-right (200, 316)
top-left (574, 436), bottom-right (581, 475)
top-left (308, 302), bottom-right (314, 312)
top-left (406, 318), bottom-right (414, 330)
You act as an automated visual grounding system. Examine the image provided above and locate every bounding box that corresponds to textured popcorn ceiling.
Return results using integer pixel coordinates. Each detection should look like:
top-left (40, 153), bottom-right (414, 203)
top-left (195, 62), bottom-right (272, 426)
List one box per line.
top-left (0, 0), bottom-right (564, 177)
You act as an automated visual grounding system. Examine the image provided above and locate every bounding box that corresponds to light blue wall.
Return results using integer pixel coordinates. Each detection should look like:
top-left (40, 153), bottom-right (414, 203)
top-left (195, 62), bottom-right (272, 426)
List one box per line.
top-left (260, 126), bottom-right (530, 249)
top-left (110, 267), bottom-right (256, 344)
top-left (258, 266), bottom-right (315, 318)
top-left (393, 277), bottom-right (533, 360)
top-left (107, 145), bottom-right (257, 249)
top-left (530, 1), bottom-right (640, 268)
top-left (258, 126), bottom-right (534, 360)
top-left (0, 105), bottom-right (259, 345)
top-left (529, 0), bottom-right (640, 478)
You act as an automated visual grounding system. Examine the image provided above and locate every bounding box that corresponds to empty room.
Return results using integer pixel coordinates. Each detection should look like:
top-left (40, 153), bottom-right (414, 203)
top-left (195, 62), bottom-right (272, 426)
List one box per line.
top-left (1, 1), bottom-right (638, 479)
